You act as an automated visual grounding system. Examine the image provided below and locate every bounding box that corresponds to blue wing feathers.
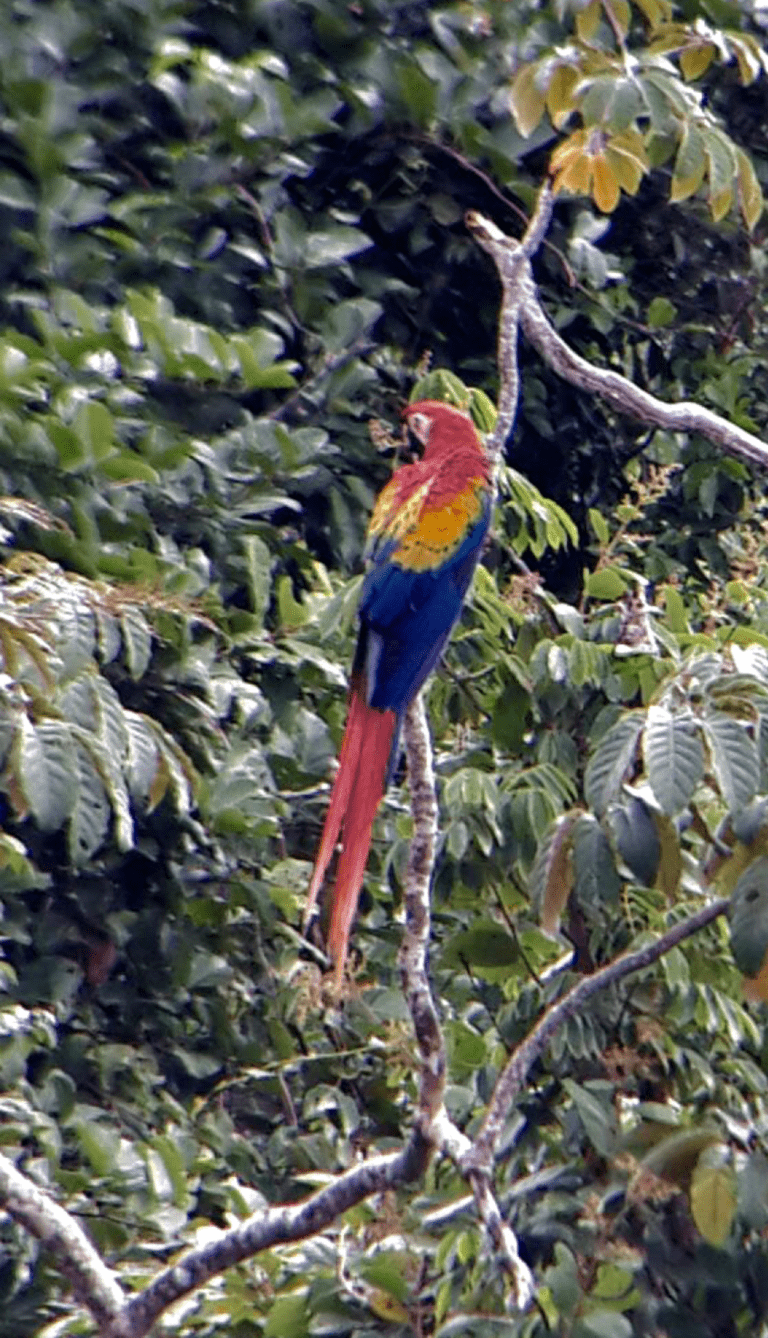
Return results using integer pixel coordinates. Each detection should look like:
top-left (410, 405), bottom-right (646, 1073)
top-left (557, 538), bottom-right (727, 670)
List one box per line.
top-left (356, 508), bottom-right (489, 718)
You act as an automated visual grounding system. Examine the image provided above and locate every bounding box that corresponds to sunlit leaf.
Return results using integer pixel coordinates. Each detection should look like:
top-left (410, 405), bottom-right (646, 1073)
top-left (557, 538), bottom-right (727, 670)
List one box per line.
top-left (509, 62), bottom-right (546, 138)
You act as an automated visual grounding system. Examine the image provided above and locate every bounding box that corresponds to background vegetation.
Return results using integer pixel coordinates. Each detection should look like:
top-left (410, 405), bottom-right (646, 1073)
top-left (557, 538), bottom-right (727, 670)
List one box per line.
top-left (3, 0), bottom-right (768, 1334)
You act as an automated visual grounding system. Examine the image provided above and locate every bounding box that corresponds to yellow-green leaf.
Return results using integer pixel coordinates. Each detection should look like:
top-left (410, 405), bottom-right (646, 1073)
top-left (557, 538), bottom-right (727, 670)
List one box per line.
top-left (653, 812), bottom-right (683, 898)
top-left (729, 33), bottom-right (761, 86)
top-left (605, 138), bottom-right (647, 195)
top-left (536, 814), bottom-right (576, 937)
top-left (610, 0), bottom-right (631, 34)
top-left (663, 585), bottom-right (687, 632)
top-left (592, 154), bottom-right (620, 212)
top-left (510, 62), bottom-right (546, 138)
top-left (633, 0), bottom-right (674, 27)
top-left (575, 0), bottom-right (601, 41)
top-left (709, 187), bottom-right (733, 223)
top-left (691, 1163), bottom-right (736, 1247)
top-left (737, 148), bottom-right (763, 232)
top-left (670, 125), bottom-right (705, 202)
top-left (545, 63), bottom-right (579, 129)
top-left (679, 43), bottom-right (716, 82)
top-left (551, 131), bottom-right (594, 196)
top-left (589, 507), bottom-right (609, 544)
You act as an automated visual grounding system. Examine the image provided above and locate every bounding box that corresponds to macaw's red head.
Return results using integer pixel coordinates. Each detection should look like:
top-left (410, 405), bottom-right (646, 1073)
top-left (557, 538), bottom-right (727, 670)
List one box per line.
top-left (402, 399), bottom-right (483, 459)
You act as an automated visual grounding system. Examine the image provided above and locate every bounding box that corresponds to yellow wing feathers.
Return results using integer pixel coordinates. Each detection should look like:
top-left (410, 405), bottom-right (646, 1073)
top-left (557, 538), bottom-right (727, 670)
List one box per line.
top-left (368, 474), bottom-right (487, 573)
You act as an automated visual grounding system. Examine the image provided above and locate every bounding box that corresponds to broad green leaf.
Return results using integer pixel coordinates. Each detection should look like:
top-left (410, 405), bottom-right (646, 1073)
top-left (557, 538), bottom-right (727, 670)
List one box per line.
top-left (120, 608), bottom-right (153, 680)
top-left (304, 226), bottom-right (373, 269)
top-left (72, 400), bottom-right (115, 464)
top-left (442, 920), bottom-right (518, 969)
top-left (705, 129), bottom-right (737, 206)
top-left (643, 705), bottom-right (704, 814)
top-left (589, 508), bottom-right (609, 544)
top-left (572, 815), bottom-right (622, 906)
top-left (703, 711), bottom-right (759, 809)
top-left (264, 1294), bottom-right (309, 1338)
top-left (575, 1314), bottom-right (633, 1338)
top-left (13, 718), bottom-right (76, 831)
top-left (68, 738), bottom-right (111, 863)
top-left (610, 796), bottom-right (660, 885)
top-left (584, 713), bottom-right (643, 815)
top-left (76, 1119), bottom-right (120, 1178)
top-left (124, 713), bottom-right (160, 800)
top-left (564, 1079), bottom-right (617, 1157)
top-left (585, 567), bottom-right (628, 601)
top-left (670, 123), bottom-right (706, 201)
top-left (647, 296), bottom-right (676, 327)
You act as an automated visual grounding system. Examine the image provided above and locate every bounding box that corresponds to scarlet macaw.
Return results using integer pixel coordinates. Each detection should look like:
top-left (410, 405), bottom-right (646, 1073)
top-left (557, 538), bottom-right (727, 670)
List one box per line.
top-left (305, 399), bottom-right (492, 979)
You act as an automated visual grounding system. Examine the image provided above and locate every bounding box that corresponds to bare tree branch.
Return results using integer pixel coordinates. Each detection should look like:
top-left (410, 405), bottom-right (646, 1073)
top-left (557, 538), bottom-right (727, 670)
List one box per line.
top-left (469, 186), bottom-right (554, 468)
top-left (401, 694), bottom-right (445, 1127)
top-left (468, 206), bottom-right (768, 471)
top-left (401, 697), bottom-right (534, 1306)
top-left (0, 1151), bottom-right (125, 1331)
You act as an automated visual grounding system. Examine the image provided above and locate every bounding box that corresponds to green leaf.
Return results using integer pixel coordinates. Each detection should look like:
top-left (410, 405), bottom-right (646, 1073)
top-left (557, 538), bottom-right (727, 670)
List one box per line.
top-left (398, 57), bottom-right (438, 126)
top-left (76, 1119), bottom-right (121, 1178)
top-left (442, 921), bottom-right (518, 968)
top-left (243, 535), bottom-right (272, 624)
top-left (124, 713), bottom-right (160, 800)
top-left (589, 508), bottom-right (610, 543)
top-left (120, 608), bottom-right (153, 680)
top-left (703, 711), bottom-right (759, 809)
top-left (304, 226), bottom-right (373, 269)
top-left (564, 1079), bottom-right (617, 1156)
top-left (610, 796), bottom-right (660, 885)
top-left (643, 705), bottom-right (704, 814)
top-left (12, 718), bottom-right (76, 832)
top-left (585, 714), bottom-right (644, 816)
top-left (68, 738), bottom-right (111, 863)
top-left (572, 815), bottom-right (622, 906)
top-left (647, 296), bottom-right (676, 327)
top-left (729, 857), bottom-right (768, 977)
top-left (585, 567), bottom-right (628, 601)
top-left (264, 1294), bottom-right (309, 1338)
top-left (575, 1314), bottom-right (633, 1338)
top-left (72, 400), bottom-right (115, 464)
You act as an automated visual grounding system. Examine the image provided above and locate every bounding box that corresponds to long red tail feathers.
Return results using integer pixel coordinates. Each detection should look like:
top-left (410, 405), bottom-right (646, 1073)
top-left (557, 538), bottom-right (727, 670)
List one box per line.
top-left (305, 690), bottom-right (396, 983)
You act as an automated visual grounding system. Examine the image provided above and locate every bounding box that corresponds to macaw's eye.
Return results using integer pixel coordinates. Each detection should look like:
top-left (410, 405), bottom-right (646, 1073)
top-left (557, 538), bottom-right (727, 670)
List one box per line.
top-left (408, 411), bottom-right (432, 446)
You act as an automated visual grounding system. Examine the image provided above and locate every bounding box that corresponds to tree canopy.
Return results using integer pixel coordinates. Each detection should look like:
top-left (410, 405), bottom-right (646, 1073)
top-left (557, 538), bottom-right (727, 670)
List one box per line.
top-left (4, 1), bottom-right (768, 1335)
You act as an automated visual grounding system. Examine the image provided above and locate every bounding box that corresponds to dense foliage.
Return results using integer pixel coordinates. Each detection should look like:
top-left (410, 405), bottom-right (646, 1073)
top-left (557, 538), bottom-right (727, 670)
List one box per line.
top-left (4, 1), bottom-right (768, 1334)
